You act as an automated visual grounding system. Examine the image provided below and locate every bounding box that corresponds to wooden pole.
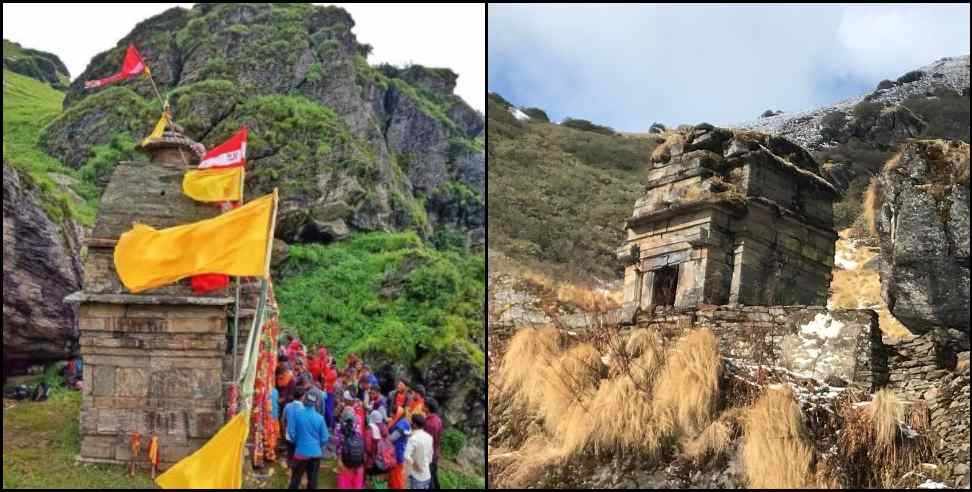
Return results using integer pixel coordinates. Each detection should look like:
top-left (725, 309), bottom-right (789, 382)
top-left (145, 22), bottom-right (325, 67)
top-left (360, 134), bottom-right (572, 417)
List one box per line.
top-left (145, 70), bottom-right (165, 112)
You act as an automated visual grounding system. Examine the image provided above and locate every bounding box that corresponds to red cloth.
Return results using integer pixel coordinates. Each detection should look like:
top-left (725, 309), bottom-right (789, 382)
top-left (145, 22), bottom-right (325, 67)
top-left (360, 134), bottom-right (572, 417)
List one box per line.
top-left (190, 273), bottom-right (229, 294)
top-left (84, 43), bottom-right (147, 89)
top-left (323, 365), bottom-right (337, 393)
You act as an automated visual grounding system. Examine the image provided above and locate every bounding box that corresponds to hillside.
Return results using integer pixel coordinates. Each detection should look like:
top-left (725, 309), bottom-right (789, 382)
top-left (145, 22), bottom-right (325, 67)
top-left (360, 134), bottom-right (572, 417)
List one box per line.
top-left (46, 3), bottom-right (484, 245)
top-left (3, 39), bottom-right (70, 89)
top-left (487, 92), bottom-right (660, 283)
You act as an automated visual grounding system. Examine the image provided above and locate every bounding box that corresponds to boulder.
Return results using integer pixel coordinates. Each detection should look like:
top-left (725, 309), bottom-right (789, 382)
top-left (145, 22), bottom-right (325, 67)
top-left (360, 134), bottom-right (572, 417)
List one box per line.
top-left (3, 161), bottom-right (84, 376)
top-left (875, 140), bottom-right (970, 333)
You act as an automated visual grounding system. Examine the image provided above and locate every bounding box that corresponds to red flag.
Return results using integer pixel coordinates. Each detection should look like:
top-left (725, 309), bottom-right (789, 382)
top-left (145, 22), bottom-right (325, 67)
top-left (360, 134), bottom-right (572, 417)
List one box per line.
top-left (85, 43), bottom-right (149, 89)
top-left (199, 127), bottom-right (248, 169)
top-left (191, 273), bottom-right (231, 294)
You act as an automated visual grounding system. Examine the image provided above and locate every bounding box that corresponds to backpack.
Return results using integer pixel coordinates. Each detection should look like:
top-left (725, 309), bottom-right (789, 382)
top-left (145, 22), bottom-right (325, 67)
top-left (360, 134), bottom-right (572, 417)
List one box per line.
top-left (341, 429), bottom-right (365, 468)
top-left (374, 437), bottom-right (396, 472)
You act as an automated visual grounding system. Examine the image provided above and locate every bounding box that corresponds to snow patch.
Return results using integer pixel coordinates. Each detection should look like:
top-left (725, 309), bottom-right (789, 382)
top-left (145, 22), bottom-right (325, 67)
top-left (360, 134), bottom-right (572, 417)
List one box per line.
top-left (834, 249), bottom-right (858, 270)
top-left (510, 107), bottom-right (531, 121)
top-left (800, 313), bottom-right (845, 339)
top-left (917, 479), bottom-right (948, 489)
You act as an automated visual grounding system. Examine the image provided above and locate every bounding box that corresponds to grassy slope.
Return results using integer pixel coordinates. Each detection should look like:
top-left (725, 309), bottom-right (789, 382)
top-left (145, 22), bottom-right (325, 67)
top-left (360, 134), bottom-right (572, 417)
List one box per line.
top-left (275, 232), bottom-right (485, 369)
top-left (487, 93), bottom-right (659, 283)
top-left (2, 69), bottom-right (97, 225)
top-left (2, 389), bottom-right (483, 489)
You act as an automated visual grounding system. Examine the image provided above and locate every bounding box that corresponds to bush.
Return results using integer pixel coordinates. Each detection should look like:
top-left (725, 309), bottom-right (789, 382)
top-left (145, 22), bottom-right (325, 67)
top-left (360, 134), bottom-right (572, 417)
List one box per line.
top-left (442, 428), bottom-right (467, 460)
top-left (439, 468), bottom-right (486, 489)
top-left (896, 70), bottom-right (924, 84)
top-left (79, 132), bottom-right (139, 189)
top-left (522, 107), bottom-right (549, 122)
top-left (902, 93), bottom-right (971, 142)
top-left (820, 111), bottom-right (847, 142)
top-left (561, 118), bottom-right (615, 136)
top-left (876, 79), bottom-right (896, 90)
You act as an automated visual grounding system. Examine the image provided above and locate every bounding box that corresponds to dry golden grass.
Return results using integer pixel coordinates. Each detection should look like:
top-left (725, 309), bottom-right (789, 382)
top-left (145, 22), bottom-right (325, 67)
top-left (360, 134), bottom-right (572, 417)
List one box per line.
top-left (829, 231), bottom-right (912, 339)
top-left (652, 328), bottom-right (722, 438)
top-left (496, 326), bottom-right (564, 412)
top-left (682, 418), bottom-right (735, 462)
top-left (587, 375), bottom-right (661, 457)
top-left (869, 388), bottom-right (903, 454)
top-left (741, 386), bottom-right (814, 489)
top-left (836, 388), bottom-right (933, 488)
top-left (863, 176), bottom-right (883, 236)
top-left (651, 132), bottom-right (685, 163)
top-left (540, 343), bottom-right (604, 434)
top-left (556, 283), bottom-right (622, 311)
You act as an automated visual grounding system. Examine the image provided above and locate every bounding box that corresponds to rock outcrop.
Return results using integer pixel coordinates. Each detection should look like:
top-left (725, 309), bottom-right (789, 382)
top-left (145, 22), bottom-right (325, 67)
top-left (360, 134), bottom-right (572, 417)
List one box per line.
top-left (44, 3), bottom-right (484, 246)
top-left (3, 39), bottom-right (70, 89)
top-left (2, 161), bottom-right (84, 377)
top-left (874, 140), bottom-right (970, 334)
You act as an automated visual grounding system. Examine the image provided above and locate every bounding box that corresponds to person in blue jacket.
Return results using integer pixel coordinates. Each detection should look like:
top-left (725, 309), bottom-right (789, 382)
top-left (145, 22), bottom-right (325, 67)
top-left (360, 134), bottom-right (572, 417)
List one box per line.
top-left (287, 391), bottom-right (330, 490)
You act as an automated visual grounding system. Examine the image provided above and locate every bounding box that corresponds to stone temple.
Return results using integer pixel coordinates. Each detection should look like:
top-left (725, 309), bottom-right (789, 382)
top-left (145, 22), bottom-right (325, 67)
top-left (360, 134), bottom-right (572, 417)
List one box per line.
top-left (617, 124), bottom-right (839, 323)
top-left (65, 121), bottom-right (260, 468)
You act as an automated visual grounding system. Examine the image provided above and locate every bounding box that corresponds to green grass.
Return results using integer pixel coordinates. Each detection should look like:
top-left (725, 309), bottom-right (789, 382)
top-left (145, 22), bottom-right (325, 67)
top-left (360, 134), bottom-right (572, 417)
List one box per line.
top-left (487, 92), bottom-right (658, 282)
top-left (275, 232), bottom-right (485, 369)
top-left (3, 69), bottom-right (98, 225)
top-left (2, 389), bottom-right (481, 489)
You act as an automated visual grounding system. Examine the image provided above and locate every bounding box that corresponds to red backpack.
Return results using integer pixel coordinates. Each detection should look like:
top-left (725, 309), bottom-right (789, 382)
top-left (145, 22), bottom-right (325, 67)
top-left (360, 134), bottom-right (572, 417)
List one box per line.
top-left (374, 423), bottom-right (396, 472)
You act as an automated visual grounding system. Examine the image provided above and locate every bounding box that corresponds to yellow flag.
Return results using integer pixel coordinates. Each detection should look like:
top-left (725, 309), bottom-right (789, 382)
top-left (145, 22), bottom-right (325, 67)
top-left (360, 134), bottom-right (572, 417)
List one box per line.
top-left (141, 112), bottom-right (168, 146)
top-left (182, 166), bottom-right (245, 202)
top-left (155, 410), bottom-right (250, 489)
top-left (113, 190), bottom-right (277, 293)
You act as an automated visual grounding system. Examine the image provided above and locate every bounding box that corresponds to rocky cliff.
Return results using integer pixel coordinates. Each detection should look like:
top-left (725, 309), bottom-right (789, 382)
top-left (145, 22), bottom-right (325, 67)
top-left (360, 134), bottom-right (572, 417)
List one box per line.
top-left (43, 3), bottom-right (484, 245)
top-left (874, 140), bottom-right (970, 333)
top-left (734, 55), bottom-right (970, 153)
top-left (3, 39), bottom-right (70, 89)
top-left (2, 160), bottom-right (84, 378)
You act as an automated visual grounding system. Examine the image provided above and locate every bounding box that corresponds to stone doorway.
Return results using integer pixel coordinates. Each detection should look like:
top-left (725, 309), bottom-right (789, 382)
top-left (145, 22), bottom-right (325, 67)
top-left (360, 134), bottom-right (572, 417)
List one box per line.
top-left (652, 265), bottom-right (678, 306)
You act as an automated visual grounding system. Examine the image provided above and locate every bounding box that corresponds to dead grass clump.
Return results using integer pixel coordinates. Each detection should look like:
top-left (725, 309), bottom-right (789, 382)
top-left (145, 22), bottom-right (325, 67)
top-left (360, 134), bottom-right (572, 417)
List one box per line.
top-left (862, 176), bottom-right (883, 236)
top-left (741, 385), bottom-right (814, 489)
top-left (587, 375), bottom-right (661, 457)
top-left (489, 434), bottom-right (568, 488)
top-left (625, 328), bottom-right (660, 358)
top-left (869, 388), bottom-right (903, 454)
top-left (497, 326), bottom-right (563, 411)
top-left (556, 283), bottom-right (621, 311)
top-left (836, 388), bottom-right (933, 488)
top-left (652, 328), bottom-right (722, 438)
top-left (650, 132), bottom-right (685, 163)
top-left (681, 408), bottom-right (742, 464)
top-left (540, 343), bottom-right (604, 434)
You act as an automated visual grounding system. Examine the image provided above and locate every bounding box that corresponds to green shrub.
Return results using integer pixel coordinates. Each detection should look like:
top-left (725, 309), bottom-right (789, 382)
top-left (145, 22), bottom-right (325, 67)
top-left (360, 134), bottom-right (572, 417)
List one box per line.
top-left (902, 93), bottom-right (971, 143)
top-left (442, 428), bottom-right (467, 460)
top-left (561, 117), bottom-right (615, 135)
top-left (79, 132), bottom-right (138, 189)
top-left (275, 232), bottom-right (484, 369)
top-left (439, 468), bottom-right (486, 489)
top-left (522, 107), bottom-right (550, 122)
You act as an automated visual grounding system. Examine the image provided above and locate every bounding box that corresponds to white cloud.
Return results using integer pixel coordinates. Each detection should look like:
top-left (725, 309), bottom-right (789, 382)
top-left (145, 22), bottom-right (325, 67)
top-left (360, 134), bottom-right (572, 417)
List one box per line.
top-left (489, 4), bottom-right (969, 131)
top-left (2, 3), bottom-right (484, 112)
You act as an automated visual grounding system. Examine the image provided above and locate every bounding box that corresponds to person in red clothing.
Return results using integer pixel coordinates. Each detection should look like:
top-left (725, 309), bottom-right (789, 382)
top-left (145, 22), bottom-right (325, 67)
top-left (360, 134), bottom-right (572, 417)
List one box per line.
top-left (323, 357), bottom-right (338, 430)
top-left (424, 399), bottom-right (444, 489)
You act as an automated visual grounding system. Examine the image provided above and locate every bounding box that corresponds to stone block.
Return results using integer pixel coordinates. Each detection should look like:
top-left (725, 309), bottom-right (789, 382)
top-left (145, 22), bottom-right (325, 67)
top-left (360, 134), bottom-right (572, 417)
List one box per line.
top-left (92, 366), bottom-right (116, 397)
top-left (188, 410), bottom-right (223, 438)
top-left (116, 368), bottom-right (149, 397)
top-left (81, 435), bottom-right (117, 460)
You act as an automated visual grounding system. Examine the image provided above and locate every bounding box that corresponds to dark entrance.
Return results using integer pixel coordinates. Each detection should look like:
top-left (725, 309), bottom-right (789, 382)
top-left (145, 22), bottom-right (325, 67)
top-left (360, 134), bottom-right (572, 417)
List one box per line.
top-left (652, 265), bottom-right (679, 306)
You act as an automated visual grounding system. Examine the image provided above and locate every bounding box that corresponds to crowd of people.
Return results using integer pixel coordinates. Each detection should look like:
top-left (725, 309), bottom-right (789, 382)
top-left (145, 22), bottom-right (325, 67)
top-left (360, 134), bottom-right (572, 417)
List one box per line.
top-left (271, 334), bottom-right (445, 490)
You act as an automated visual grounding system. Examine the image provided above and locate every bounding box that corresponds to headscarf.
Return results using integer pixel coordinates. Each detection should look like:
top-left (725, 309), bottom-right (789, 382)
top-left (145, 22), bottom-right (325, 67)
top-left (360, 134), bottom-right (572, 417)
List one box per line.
top-left (369, 410), bottom-right (383, 439)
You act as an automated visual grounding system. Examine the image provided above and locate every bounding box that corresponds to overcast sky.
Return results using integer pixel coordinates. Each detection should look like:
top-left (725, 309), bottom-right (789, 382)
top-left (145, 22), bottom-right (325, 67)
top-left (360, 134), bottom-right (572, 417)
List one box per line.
top-left (3, 3), bottom-right (485, 112)
top-left (489, 4), bottom-right (970, 132)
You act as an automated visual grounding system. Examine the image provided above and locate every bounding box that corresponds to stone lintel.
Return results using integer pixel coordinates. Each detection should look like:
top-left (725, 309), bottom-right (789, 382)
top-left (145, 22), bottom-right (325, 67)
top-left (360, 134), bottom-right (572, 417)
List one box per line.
top-left (627, 199), bottom-right (745, 229)
top-left (65, 291), bottom-right (235, 306)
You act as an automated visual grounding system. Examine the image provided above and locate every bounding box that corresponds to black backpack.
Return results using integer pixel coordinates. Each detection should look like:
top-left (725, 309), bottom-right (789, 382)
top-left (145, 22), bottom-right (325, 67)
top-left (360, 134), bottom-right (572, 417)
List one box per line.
top-left (31, 382), bottom-right (49, 402)
top-left (341, 427), bottom-right (365, 468)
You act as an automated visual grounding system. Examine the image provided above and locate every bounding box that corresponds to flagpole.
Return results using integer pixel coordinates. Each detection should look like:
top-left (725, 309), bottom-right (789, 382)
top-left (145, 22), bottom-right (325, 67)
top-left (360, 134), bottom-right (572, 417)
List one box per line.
top-left (231, 167), bottom-right (247, 382)
top-left (145, 69), bottom-right (165, 112)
